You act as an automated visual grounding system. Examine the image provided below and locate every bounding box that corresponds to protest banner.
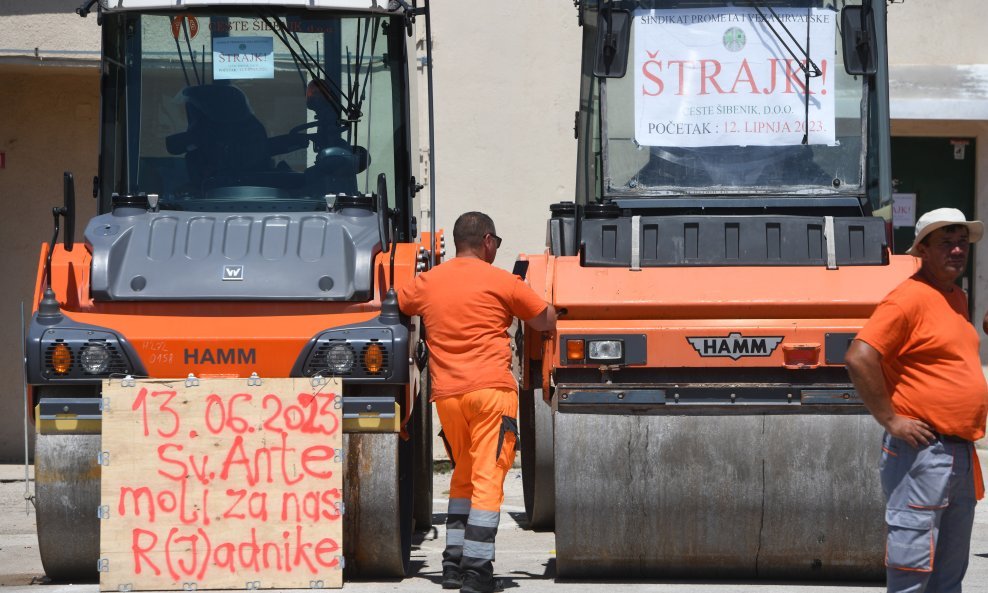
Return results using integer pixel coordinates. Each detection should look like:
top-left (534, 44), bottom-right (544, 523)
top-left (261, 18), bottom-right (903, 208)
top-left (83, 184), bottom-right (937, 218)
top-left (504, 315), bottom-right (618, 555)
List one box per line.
top-left (99, 377), bottom-right (343, 591)
top-left (634, 7), bottom-right (837, 147)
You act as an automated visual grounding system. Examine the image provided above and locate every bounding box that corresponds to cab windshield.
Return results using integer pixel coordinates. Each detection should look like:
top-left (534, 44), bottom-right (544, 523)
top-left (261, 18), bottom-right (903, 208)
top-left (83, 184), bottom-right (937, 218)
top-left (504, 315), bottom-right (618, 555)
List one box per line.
top-left (99, 10), bottom-right (406, 212)
top-left (602, 0), bottom-right (866, 197)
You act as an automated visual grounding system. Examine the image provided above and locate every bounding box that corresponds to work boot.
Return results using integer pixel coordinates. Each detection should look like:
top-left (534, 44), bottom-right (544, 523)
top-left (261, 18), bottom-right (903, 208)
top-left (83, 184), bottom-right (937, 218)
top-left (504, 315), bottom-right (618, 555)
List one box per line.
top-left (441, 565), bottom-right (462, 590)
top-left (460, 570), bottom-right (503, 593)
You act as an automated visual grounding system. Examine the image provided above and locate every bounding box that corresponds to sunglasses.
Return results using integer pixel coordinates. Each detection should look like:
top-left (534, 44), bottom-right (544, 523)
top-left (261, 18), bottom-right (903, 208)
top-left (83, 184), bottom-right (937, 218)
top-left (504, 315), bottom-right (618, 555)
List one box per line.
top-left (486, 233), bottom-right (503, 248)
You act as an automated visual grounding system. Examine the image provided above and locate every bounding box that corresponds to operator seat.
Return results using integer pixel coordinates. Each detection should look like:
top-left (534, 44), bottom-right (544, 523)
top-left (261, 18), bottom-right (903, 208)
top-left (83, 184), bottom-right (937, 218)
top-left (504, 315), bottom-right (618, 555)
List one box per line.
top-left (165, 84), bottom-right (274, 188)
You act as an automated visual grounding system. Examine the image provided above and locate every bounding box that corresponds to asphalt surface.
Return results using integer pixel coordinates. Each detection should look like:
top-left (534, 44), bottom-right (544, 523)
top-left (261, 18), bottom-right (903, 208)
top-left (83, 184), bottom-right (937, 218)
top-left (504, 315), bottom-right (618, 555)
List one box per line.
top-left (2, 463), bottom-right (988, 593)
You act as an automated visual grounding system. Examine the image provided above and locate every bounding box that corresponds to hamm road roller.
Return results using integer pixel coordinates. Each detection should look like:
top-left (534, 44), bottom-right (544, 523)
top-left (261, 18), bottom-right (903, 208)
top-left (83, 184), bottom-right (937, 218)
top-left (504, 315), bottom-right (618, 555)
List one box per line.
top-left (518, 0), bottom-right (917, 579)
top-left (24, 0), bottom-right (441, 581)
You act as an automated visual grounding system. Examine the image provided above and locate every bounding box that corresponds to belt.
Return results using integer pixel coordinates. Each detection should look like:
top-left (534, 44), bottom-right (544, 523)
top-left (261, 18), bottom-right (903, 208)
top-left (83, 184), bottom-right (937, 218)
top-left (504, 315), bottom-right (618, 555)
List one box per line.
top-left (937, 433), bottom-right (971, 445)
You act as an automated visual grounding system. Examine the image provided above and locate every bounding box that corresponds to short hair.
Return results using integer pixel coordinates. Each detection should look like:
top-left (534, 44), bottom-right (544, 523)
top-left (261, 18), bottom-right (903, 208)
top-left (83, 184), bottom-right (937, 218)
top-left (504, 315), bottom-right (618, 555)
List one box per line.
top-left (453, 212), bottom-right (496, 251)
top-left (920, 224), bottom-right (969, 246)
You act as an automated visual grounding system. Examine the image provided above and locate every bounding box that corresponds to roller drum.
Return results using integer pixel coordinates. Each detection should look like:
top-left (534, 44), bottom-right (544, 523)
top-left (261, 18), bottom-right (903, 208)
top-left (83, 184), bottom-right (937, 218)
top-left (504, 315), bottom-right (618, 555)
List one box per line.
top-left (520, 387), bottom-right (555, 530)
top-left (412, 378), bottom-right (434, 531)
top-left (35, 433), bottom-right (101, 582)
top-left (553, 412), bottom-right (884, 579)
top-left (342, 432), bottom-right (413, 577)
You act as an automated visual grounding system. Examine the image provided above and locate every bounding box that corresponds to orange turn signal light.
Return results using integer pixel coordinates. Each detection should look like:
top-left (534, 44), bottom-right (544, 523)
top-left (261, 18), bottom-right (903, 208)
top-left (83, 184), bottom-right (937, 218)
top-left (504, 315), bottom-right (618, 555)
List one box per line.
top-left (782, 344), bottom-right (820, 369)
top-left (364, 343), bottom-right (384, 374)
top-left (566, 339), bottom-right (585, 362)
top-left (52, 343), bottom-right (72, 375)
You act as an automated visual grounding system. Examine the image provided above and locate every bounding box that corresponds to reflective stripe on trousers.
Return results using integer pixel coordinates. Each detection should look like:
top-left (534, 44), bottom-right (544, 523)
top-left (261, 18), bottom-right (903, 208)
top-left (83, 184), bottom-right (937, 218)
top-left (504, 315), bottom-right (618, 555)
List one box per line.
top-left (442, 497), bottom-right (470, 570)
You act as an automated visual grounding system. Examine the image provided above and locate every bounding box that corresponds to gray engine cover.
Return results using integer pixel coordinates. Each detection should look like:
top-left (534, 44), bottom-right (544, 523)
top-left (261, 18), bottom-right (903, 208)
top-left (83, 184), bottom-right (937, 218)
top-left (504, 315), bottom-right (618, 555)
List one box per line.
top-left (85, 208), bottom-right (381, 301)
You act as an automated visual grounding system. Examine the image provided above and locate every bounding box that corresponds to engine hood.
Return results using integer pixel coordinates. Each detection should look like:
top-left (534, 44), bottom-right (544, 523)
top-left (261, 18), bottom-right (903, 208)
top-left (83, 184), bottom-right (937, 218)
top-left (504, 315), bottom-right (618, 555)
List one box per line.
top-left (85, 209), bottom-right (381, 301)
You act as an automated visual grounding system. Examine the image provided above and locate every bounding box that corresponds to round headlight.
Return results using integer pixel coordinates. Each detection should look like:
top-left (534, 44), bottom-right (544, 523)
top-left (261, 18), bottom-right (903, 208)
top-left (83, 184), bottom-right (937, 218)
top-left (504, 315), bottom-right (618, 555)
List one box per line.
top-left (325, 343), bottom-right (355, 374)
top-left (80, 343), bottom-right (111, 374)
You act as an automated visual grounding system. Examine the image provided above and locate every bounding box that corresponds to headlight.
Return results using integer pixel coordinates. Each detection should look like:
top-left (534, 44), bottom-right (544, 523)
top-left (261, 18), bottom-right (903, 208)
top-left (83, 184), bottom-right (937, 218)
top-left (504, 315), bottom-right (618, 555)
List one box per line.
top-left (43, 337), bottom-right (128, 378)
top-left (560, 334), bottom-right (644, 366)
top-left (80, 343), bottom-right (111, 374)
top-left (302, 327), bottom-right (399, 379)
top-left (588, 340), bottom-right (623, 361)
top-left (325, 343), bottom-right (356, 374)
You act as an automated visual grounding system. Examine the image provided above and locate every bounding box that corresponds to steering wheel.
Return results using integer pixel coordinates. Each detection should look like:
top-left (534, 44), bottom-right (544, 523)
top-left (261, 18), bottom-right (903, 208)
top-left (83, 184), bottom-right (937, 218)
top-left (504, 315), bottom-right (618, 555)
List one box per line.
top-left (288, 121), bottom-right (321, 135)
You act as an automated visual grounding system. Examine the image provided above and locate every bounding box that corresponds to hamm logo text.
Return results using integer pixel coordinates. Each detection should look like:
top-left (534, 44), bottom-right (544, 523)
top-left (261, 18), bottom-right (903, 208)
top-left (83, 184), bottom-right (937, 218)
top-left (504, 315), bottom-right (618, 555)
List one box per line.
top-left (686, 333), bottom-right (783, 360)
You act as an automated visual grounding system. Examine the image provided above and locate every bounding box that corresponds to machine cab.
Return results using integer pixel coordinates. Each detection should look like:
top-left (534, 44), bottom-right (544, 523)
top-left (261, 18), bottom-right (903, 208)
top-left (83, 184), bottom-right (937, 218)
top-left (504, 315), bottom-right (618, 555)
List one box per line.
top-left (558, 0), bottom-right (892, 265)
top-left (87, 6), bottom-right (419, 301)
top-left (98, 9), bottom-right (414, 211)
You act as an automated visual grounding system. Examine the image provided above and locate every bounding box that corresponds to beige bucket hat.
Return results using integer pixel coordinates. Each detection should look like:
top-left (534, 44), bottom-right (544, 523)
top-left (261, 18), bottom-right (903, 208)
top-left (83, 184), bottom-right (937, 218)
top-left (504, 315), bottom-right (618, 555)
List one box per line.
top-left (906, 207), bottom-right (984, 256)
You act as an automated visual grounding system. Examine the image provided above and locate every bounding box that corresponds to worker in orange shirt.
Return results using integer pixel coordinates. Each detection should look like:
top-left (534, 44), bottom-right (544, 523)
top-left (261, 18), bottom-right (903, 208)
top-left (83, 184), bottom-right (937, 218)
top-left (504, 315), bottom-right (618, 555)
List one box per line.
top-left (398, 211), bottom-right (556, 593)
top-left (846, 208), bottom-right (988, 593)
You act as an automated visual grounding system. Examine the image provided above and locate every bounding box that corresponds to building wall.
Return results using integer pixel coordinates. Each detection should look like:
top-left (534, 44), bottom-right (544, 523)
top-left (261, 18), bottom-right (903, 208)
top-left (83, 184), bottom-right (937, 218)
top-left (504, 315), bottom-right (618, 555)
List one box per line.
top-left (0, 0), bottom-right (98, 61)
top-left (0, 65), bottom-right (99, 461)
top-left (422, 1), bottom-right (580, 268)
top-left (887, 0), bottom-right (988, 65)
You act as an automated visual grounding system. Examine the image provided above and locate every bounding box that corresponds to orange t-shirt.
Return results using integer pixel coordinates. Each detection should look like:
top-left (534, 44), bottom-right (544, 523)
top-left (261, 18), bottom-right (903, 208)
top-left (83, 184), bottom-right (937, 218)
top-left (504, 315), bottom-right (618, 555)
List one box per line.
top-left (397, 257), bottom-right (548, 400)
top-left (856, 275), bottom-right (988, 442)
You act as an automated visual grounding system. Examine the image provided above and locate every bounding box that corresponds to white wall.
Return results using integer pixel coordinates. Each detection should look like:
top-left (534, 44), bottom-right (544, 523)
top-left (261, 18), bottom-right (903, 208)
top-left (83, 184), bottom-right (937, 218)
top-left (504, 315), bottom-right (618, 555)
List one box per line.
top-left (421, 1), bottom-right (581, 268)
top-left (887, 0), bottom-right (988, 65)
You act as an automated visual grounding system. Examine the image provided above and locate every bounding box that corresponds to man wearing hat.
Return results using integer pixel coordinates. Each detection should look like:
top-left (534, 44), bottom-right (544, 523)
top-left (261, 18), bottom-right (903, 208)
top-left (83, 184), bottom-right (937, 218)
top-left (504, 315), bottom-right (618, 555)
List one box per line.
top-left (846, 208), bottom-right (988, 593)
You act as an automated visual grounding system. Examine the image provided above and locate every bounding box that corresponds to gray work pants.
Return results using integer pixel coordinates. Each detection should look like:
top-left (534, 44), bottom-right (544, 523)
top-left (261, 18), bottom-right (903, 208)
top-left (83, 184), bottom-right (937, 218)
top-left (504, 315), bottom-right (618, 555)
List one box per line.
top-left (880, 432), bottom-right (977, 593)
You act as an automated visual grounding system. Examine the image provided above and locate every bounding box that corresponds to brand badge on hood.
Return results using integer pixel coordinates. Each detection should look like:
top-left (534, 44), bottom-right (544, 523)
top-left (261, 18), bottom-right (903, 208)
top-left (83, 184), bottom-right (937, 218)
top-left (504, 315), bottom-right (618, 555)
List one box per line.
top-left (687, 332), bottom-right (783, 360)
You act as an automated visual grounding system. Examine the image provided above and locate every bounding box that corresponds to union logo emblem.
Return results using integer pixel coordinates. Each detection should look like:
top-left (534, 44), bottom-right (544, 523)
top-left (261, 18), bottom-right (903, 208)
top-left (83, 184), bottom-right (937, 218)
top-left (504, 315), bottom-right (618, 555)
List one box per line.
top-left (171, 15), bottom-right (200, 40)
top-left (723, 27), bottom-right (746, 52)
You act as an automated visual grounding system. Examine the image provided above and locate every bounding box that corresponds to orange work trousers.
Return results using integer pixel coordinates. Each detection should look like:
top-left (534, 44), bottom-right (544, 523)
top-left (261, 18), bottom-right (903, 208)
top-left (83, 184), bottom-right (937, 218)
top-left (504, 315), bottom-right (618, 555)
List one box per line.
top-left (436, 386), bottom-right (519, 512)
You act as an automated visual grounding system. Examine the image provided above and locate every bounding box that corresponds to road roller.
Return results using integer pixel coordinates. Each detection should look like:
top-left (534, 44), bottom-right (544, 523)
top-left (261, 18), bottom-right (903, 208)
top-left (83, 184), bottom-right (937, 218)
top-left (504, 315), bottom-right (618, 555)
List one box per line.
top-left (24, 0), bottom-right (442, 581)
top-left (518, 0), bottom-right (916, 579)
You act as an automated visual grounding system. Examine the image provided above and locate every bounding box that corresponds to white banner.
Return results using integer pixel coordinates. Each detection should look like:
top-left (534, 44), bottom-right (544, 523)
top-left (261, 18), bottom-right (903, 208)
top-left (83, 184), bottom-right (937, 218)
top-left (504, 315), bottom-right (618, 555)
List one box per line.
top-left (213, 36), bottom-right (275, 80)
top-left (633, 8), bottom-right (836, 148)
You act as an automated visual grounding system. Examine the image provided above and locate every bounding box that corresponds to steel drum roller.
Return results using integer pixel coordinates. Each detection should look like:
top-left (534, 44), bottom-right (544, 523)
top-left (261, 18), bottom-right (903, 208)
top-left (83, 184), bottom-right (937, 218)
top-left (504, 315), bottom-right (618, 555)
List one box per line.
top-left (553, 412), bottom-right (884, 579)
top-left (343, 432), bottom-right (413, 578)
top-left (35, 433), bottom-right (101, 581)
top-left (520, 387), bottom-right (555, 530)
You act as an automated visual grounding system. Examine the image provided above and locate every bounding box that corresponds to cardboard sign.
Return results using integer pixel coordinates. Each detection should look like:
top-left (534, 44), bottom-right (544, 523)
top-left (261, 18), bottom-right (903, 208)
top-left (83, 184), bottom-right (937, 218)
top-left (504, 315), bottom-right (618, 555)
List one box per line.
top-left (634, 7), bottom-right (836, 147)
top-left (99, 378), bottom-right (343, 591)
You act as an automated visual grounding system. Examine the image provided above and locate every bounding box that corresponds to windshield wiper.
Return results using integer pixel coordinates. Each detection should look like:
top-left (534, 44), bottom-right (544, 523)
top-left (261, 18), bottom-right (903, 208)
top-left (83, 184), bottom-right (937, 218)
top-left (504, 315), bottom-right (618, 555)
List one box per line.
top-left (261, 12), bottom-right (380, 133)
top-left (174, 16), bottom-right (204, 87)
top-left (747, 1), bottom-right (822, 77)
top-left (747, 1), bottom-right (823, 145)
top-left (347, 17), bottom-right (380, 132)
top-left (259, 13), bottom-right (354, 122)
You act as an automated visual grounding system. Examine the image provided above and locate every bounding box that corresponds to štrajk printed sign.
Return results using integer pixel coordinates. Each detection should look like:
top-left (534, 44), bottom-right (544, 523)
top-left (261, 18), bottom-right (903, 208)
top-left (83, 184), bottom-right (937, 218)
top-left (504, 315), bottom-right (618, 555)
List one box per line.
top-left (214, 37), bottom-right (274, 80)
top-left (99, 377), bottom-right (343, 590)
top-left (634, 8), bottom-right (836, 147)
